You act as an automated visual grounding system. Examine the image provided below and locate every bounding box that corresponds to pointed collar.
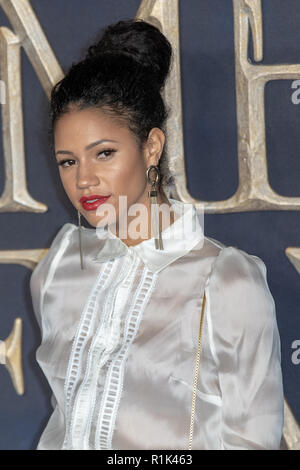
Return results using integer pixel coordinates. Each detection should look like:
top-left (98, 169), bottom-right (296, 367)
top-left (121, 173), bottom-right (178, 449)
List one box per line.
top-left (91, 197), bottom-right (204, 273)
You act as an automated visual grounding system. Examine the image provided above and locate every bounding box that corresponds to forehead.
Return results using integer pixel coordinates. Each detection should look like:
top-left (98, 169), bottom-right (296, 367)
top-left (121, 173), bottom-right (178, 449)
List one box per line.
top-left (54, 106), bottom-right (132, 145)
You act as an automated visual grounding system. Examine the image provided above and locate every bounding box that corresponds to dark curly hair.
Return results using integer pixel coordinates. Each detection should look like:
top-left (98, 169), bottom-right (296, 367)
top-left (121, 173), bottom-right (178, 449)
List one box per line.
top-left (49, 18), bottom-right (174, 188)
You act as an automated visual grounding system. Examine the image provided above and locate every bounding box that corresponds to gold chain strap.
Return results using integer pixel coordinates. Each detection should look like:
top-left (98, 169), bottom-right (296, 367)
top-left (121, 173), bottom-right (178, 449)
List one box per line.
top-left (188, 290), bottom-right (206, 450)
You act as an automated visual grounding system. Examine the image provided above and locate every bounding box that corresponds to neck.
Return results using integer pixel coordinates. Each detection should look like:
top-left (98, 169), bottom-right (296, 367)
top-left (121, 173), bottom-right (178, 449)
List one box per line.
top-left (114, 189), bottom-right (175, 247)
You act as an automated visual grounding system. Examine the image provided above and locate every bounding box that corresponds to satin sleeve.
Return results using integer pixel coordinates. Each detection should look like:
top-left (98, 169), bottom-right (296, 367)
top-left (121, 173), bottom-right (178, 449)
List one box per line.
top-left (29, 223), bottom-right (75, 409)
top-left (29, 223), bottom-right (73, 330)
top-left (206, 246), bottom-right (284, 450)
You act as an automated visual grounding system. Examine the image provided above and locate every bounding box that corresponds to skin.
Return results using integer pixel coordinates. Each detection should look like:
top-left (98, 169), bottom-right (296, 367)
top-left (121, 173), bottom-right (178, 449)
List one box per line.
top-left (54, 105), bottom-right (175, 247)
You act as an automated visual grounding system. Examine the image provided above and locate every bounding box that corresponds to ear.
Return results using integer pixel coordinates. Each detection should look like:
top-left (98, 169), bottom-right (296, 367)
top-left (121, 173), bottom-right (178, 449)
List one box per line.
top-left (144, 127), bottom-right (166, 167)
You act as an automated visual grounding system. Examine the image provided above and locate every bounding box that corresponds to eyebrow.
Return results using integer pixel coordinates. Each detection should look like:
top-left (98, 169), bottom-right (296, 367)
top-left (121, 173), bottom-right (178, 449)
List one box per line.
top-left (55, 139), bottom-right (119, 156)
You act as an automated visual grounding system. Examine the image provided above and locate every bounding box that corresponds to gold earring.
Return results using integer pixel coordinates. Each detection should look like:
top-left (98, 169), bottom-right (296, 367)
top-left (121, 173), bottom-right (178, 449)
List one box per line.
top-left (77, 209), bottom-right (84, 270)
top-left (146, 165), bottom-right (164, 250)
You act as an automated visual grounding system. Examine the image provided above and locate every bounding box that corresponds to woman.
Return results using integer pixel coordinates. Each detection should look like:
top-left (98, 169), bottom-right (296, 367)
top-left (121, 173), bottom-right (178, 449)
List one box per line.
top-left (30, 18), bottom-right (284, 450)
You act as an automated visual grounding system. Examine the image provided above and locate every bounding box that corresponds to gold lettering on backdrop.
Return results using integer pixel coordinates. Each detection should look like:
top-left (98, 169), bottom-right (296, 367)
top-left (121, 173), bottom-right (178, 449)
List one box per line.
top-left (0, 249), bottom-right (46, 396)
top-left (136, 0), bottom-right (300, 450)
top-left (136, 0), bottom-right (185, 205)
top-left (229, 0), bottom-right (300, 213)
top-left (233, 0), bottom-right (300, 449)
top-left (0, 77), bottom-right (5, 103)
top-left (146, 0), bottom-right (300, 213)
top-left (0, 0), bottom-right (298, 447)
top-left (1, 0), bottom-right (300, 214)
top-left (286, 248), bottom-right (300, 275)
top-left (0, 0), bottom-right (63, 212)
top-left (0, 249), bottom-right (48, 270)
top-left (0, 318), bottom-right (24, 395)
top-left (283, 400), bottom-right (300, 451)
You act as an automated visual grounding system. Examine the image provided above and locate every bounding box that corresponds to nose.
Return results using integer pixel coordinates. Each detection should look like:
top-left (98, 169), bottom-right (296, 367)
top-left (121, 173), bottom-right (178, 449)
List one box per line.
top-left (76, 160), bottom-right (100, 189)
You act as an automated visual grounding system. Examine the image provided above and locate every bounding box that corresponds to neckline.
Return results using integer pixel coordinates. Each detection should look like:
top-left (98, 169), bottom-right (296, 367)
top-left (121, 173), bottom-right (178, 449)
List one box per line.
top-left (91, 198), bottom-right (205, 273)
top-left (104, 197), bottom-right (184, 250)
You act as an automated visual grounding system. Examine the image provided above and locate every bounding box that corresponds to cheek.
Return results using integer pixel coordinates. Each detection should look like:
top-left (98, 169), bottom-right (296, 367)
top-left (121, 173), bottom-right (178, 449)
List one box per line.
top-left (111, 154), bottom-right (146, 194)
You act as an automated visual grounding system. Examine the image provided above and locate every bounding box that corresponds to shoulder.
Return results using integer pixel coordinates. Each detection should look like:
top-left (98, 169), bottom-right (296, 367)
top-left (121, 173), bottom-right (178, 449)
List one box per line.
top-left (214, 243), bottom-right (267, 284)
top-left (203, 236), bottom-right (268, 285)
top-left (30, 222), bottom-right (76, 285)
top-left (202, 242), bottom-right (280, 370)
top-left (204, 239), bottom-right (275, 326)
top-left (197, 235), bottom-right (267, 282)
top-left (29, 223), bottom-right (76, 329)
top-left (51, 222), bottom-right (77, 247)
top-left (39, 222), bottom-right (76, 264)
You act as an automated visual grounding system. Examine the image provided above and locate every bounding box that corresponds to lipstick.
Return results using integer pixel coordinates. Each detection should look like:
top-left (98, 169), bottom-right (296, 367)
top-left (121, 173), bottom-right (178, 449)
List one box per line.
top-left (80, 195), bottom-right (111, 211)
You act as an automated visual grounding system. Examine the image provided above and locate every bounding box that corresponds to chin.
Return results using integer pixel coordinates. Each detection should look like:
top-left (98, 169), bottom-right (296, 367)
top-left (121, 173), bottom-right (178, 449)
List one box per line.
top-left (90, 212), bottom-right (118, 230)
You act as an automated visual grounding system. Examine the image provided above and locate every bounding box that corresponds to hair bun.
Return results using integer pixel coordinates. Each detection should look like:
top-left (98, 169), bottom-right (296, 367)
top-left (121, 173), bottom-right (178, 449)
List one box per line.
top-left (84, 19), bottom-right (172, 91)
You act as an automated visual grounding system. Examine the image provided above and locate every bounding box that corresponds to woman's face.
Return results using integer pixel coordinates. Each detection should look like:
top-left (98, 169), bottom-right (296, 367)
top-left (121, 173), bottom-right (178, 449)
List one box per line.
top-left (54, 106), bottom-right (164, 234)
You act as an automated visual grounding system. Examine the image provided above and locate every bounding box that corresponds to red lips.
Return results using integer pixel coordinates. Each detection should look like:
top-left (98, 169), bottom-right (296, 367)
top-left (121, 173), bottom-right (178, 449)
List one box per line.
top-left (79, 194), bottom-right (110, 203)
top-left (80, 194), bottom-right (111, 211)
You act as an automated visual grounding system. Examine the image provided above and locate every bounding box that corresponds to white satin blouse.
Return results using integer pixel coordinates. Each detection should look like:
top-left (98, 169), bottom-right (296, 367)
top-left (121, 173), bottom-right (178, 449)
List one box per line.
top-left (29, 197), bottom-right (284, 450)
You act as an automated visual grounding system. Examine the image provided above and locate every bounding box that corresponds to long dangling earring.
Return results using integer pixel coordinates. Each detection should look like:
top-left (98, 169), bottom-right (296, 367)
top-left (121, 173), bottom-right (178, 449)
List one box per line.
top-left (146, 165), bottom-right (164, 250)
top-left (77, 209), bottom-right (84, 270)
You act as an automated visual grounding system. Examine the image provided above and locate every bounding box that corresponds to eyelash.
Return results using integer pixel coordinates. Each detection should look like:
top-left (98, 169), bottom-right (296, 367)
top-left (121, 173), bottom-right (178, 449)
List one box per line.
top-left (57, 149), bottom-right (116, 167)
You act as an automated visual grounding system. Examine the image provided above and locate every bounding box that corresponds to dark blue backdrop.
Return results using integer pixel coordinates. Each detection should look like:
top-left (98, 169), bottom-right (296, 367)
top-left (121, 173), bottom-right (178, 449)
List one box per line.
top-left (0, 0), bottom-right (299, 449)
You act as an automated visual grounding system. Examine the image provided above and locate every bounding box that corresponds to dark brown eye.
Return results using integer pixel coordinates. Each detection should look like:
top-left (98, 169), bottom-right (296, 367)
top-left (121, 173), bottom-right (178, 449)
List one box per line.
top-left (97, 149), bottom-right (116, 159)
top-left (57, 159), bottom-right (75, 167)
